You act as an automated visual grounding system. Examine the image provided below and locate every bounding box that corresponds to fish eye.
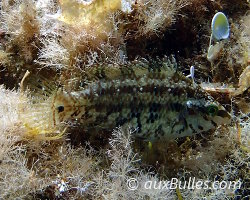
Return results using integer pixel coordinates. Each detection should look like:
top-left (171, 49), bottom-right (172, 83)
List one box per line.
top-left (206, 104), bottom-right (218, 116)
top-left (57, 105), bottom-right (64, 113)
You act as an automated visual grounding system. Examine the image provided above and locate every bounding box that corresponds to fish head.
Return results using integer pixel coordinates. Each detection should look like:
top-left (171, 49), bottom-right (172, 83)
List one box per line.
top-left (51, 89), bottom-right (85, 125)
top-left (179, 96), bottom-right (231, 136)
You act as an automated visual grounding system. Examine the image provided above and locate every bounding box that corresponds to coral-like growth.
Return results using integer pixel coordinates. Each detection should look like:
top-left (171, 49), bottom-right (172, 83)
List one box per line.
top-left (36, 36), bottom-right (70, 70)
top-left (92, 127), bottom-right (174, 199)
top-left (1, 0), bottom-right (40, 62)
top-left (0, 86), bottom-right (46, 199)
top-left (134, 0), bottom-right (188, 37)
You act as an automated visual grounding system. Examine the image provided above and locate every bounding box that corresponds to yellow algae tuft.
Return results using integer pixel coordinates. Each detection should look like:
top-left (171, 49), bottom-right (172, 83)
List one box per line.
top-left (58, 0), bottom-right (126, 37)
top-left (23, 123), bottom-right (66, 140)
top-left (0, 50), bottom-right (11, 66)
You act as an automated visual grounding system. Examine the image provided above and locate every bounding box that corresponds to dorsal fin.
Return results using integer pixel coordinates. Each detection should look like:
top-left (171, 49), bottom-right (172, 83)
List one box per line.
top-left (78, 56), bottom-right (179, 83)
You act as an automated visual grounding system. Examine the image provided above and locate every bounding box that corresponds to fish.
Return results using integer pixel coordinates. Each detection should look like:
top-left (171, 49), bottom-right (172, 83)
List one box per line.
top-left (50, 59), bottom-right (231, 141)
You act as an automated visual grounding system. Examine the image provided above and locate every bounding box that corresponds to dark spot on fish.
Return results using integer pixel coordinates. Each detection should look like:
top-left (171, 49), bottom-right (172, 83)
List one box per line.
top-left (131, 112), bottom-right (136, 118)
top-left (211, 120), bottom-right (217, 127)
top-left (188, 108), bottom-right (196, 115)
top-left (149, 113), bottom-right (154, 119)
top-left (189, 124), bottom-right (197, 134)
top-left (198, 125), bottom-right (203, 130)
top-left (136, 112), bottom-right (140, 118)
top-left (57, 106), bottom-right (64, 113)
top-left (150, 103), bottom-right (160, 112)
top-left (136, 113), bottom-right (142, 133)
top-left (203, 115), bottom-right (209, 121)
top-left (115, 117), bottom-right (128, 127)
top-left (156, 125), bottom-right (164, 136)
top-left (71, 109), bottom-right (80, 117)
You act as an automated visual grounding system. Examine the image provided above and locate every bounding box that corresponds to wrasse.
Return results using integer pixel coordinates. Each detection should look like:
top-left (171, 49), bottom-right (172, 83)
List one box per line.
top-left (51, 59), bottom-right (231, 141)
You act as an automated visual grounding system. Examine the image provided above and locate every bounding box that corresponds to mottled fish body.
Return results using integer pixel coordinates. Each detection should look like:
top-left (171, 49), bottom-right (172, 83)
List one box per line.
top-left (52, 62), bottom-right (231, 141)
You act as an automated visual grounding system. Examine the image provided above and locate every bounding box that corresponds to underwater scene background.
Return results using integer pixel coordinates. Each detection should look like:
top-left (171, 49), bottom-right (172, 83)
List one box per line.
top-left (0, 0), bottom-right (249, 199)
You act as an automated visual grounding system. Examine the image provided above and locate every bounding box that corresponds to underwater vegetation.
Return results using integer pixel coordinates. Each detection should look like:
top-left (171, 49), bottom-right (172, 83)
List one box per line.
top-left (0, 0), bottom-right (249, 199)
